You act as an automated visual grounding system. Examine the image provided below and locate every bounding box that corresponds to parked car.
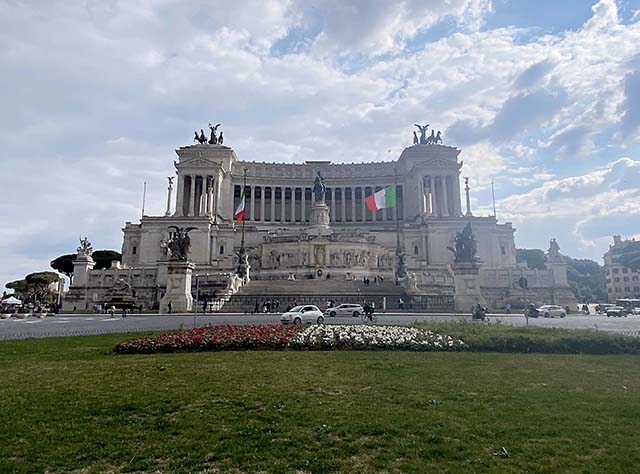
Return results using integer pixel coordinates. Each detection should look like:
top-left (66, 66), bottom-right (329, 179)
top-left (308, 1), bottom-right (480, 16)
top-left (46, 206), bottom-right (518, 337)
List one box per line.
top-left (606, 306), bottom-right (627, 318)
top-left (280, 305), bottom-right (324, 325)
top-left (537, 305), bottom-right (566, 318)
top-left (324, 304), bottom-right (364, 318)
top-left (632, 307), bottom-right (640, 316)
top-left (595, 304), bottom-right (615, 314)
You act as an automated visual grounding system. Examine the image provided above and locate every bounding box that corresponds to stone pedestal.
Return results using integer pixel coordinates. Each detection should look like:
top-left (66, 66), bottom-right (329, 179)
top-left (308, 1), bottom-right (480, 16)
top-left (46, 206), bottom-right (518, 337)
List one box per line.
top-left (61, 255), bottom-right (96, 312)
top-left (310, 201), bottom-right (331, 236)
top-left (159, 261), bottom-right (195, 313)
top-left (453, 261), bottom-right (486, 312)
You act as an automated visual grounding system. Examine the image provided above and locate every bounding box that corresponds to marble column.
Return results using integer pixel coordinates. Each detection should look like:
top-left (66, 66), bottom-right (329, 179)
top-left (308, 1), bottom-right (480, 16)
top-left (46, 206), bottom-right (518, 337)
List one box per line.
top-left (165, 177), bottom-right (174, 217)
top-left (280, 187), bottom-right (286, 222)
top-left (189, 175), bottom-right (197, 217)
top-left (259, 186), bottom-right (265, 221)
top-left (270, 186), bottom-right (276, 222)
top-left (175, 174), bottom-right (184, 217)
top-left (351, 187), bottom-right (356, 222)
top-left (441, 176), bottom-right (449, 217)
top-left (290, 187), bottom-right (296, 222)
top-left (429, 176), bottom-right (436, 216)
top-left (301, 186), bottom-right (306, 222)
top-left (330, 188), bottom-right (336, 221)
top-left (341, 188), bottom-right (346, 222)
top-left (361, 187), bottom-right (366, 222)
top-left (250, 185), bottom-right (256, 221)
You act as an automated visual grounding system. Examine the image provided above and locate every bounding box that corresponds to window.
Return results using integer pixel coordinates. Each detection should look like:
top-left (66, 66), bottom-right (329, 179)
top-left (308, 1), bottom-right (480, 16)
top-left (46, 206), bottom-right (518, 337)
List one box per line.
top-left (634, 286), bottom-right (640, 292)
top-left (613, 268), bottom-right (619, 274)
top-left (623, 268), bottom-right (628, 273)
top-left (614, 277), bottom-right (620, 282)
top-left (501, 246), bottom-right (506, 255)
top-left (633, 276), bottom-right (639, 282)
top-left (605, 268), bottom-right (610, 275)
top-left (132, 245), bottom-right (137, 255)
top-left (625, 287), bottom-right (630, 292)
top-left (219, 245), bottom-right (224, 255)
top-left (414, 246), bottom-right (419, 255)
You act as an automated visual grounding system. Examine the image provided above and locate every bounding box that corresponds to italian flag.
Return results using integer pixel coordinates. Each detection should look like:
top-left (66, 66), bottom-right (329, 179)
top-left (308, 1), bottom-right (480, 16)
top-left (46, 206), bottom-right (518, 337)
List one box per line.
top-left (234, 193), bottom-right (246, 222)
top-left (365, 185), bottom-right (396, 212)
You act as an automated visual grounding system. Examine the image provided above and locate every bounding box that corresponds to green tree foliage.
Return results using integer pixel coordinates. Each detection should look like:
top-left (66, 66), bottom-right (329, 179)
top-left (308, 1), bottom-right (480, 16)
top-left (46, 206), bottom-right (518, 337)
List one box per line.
top-left (50, 254), bottom-right (75, 279)
top-left (566, 257), bottom-right (607, 303)
top-left (516, 249), bottom-right (547, 270)
top-left (517, 248), bottom-right (607, 303)
top-left (5, 279), bottom-right (28, 296)
top-left (92, 250), bottom-right (122, 270)
top-left (5, 272), bottom-right (60, 303)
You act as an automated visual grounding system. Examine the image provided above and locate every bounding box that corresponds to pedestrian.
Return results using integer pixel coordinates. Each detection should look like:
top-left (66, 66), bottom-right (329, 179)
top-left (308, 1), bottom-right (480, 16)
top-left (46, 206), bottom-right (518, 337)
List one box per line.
top-left (398, 298), bottom-right (404, 310)
top-left (139, 304), bottom-right (143, 314)
top-left (505, 303), bottom-right (511, 315)
top-left (371, 301), bottom-right (375, 315)
top-left (168, 301), bottom-right (173, 314)
top-left (122, 306), bottom-right (127, 318)
top-left (254, 301), bottom-right (259, 314)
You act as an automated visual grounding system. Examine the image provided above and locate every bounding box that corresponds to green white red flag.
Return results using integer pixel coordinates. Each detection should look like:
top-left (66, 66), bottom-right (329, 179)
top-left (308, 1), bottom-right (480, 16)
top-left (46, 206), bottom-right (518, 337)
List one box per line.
top-left (234, 193), bottom-right (246, 222)
top-left (365, 185), bottom-right (396, 212)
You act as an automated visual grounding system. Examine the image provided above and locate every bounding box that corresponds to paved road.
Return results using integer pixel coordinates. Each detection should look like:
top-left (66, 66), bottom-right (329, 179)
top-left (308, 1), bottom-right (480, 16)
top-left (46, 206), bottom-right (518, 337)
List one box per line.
top-left (1, 312), bottom-right (640, 340)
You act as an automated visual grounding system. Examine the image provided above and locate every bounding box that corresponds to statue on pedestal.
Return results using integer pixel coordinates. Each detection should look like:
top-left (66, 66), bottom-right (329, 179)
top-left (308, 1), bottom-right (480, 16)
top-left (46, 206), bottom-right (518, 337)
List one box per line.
top-left (77, 237), bottom-right (93, 257)
top-left (414, 123), bottom-right (429, 144)
top-left (548, 238), bottom-right (561, 259)
top-left (313, 171), bottom-right (326, 202)
top-left (448, 223), bottom-right (478, 263)
top-left (167, 226), bottom-right (197, 261)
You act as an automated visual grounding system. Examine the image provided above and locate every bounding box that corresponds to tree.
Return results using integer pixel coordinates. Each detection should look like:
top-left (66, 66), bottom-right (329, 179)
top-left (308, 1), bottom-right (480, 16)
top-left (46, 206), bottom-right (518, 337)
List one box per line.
top-left (516, 249), bottom-right (547, 270)
top-left (566, 257), bottom-right (607, 303)
top-left (92, 250), bottom-right (122, 270)
top-left (25, 272), bottom-right (60, 302)
top-left (5, 279), bottom-right (28, 297)
top-left (50, 254), bottom-right (75, 280)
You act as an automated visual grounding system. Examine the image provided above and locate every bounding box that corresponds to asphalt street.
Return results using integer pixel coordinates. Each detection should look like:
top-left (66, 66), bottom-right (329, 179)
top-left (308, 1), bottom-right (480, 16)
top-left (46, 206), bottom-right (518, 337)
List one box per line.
top-left (1, 312), bottom-right (640, 340)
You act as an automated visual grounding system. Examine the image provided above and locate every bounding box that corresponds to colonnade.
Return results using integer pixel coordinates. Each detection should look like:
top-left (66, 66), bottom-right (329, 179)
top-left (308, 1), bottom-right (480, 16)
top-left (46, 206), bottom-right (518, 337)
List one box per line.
top-left (421, 175), bottom-right (461, 217)
top-left (176, 174), bottom-right (217, 217)
top-left (232, 185), bottom-right (404, 223)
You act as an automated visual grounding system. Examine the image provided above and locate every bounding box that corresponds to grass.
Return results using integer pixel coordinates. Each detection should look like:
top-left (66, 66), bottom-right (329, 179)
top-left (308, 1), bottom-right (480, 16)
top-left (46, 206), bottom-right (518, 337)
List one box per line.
top-left (414, 321), bottom-right (640, 354)
top-left (1, 332), bottom-right (640, 473)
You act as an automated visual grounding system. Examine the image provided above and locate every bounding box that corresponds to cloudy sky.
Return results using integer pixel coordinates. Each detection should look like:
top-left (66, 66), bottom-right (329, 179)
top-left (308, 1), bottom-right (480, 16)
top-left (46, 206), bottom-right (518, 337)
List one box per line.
top-left (1, 0), bottom-right (640, 288)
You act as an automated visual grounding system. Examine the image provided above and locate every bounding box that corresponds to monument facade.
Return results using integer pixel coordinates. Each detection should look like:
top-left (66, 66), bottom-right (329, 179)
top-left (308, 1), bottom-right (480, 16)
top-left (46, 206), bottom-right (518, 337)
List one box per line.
top-left (62, 126), bottom-right (576, 312)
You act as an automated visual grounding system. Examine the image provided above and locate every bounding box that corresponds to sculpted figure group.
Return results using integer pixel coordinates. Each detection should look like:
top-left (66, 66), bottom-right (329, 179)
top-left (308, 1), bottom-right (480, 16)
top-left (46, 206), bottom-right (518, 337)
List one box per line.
top-left (413, 124), bottom-right (442, 145)
top-left (194, 123), bottom-right (224, 145)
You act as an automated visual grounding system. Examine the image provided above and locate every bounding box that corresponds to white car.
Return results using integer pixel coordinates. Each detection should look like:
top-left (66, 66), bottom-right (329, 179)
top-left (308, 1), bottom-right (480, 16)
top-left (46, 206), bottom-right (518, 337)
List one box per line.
top-left (537, 305), bottom-right (566, 318)
top-left (324, 304), bottom-right (364, 318)
top-left (632, 307), bottom-right (640, 316)
top-left (280, 305), bottom-right (325, 325)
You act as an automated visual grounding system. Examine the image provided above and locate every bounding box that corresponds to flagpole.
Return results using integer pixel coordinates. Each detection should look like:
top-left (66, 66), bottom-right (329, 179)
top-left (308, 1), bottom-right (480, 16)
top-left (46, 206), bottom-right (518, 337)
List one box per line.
top-left (394, 167), bottom-right (405, 283)
top-left (240, 168), bottom-right (247, 254)
top-left (394, 168), bottom-right (400, 254)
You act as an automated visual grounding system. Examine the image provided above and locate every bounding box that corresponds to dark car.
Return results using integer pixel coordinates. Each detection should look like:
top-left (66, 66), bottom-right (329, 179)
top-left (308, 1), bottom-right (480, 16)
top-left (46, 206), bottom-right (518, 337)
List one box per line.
top-left (606, 306), bottom-right (627, 318)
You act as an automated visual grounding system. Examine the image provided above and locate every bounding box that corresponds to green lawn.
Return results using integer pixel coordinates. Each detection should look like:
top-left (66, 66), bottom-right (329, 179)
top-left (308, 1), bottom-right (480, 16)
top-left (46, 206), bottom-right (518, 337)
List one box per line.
top-left (1, 333), bottom-right (639, 473)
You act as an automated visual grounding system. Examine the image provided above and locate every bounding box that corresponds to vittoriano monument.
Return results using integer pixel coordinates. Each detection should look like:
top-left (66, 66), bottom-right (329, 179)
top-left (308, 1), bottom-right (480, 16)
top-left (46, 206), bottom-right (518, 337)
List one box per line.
top-left (61, 122), bottom-right (576, 313)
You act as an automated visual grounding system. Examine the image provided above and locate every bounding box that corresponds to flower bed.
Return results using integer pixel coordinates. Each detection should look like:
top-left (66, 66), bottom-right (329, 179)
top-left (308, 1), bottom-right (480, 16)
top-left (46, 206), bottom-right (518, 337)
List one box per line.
top-left (113, 324), bottom-right (301, 354)
top-left (291, 325), bottom-right (465, 351)
top-left (114, 324), bottom-right (465, 354)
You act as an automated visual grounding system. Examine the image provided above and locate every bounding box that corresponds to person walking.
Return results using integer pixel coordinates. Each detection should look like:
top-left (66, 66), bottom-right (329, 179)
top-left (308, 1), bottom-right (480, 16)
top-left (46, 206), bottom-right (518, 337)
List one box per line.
top-left (167, 301), bottom-right (172, 314)
top-left (505, 303), bottom-right (511, 315)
